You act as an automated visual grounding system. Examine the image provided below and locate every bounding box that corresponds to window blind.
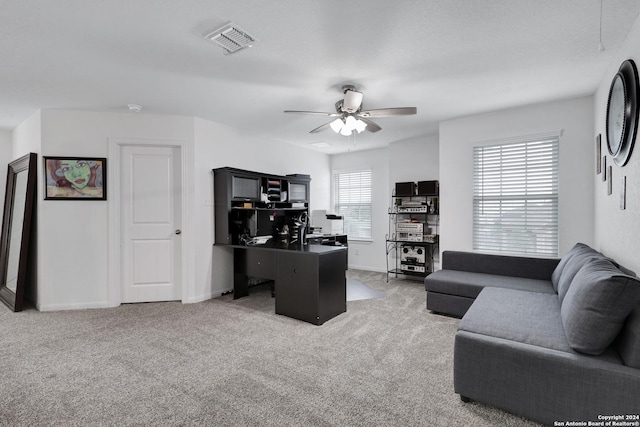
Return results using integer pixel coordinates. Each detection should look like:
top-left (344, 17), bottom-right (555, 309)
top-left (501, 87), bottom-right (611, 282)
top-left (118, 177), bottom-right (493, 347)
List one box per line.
top-left (333, 170), bottom-right (372, 240)
top-left (473, 136), bottom-right (559, 257)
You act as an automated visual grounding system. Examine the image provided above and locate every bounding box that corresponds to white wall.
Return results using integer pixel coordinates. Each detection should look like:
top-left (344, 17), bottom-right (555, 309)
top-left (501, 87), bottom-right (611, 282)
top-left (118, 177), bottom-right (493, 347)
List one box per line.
top-left (13, 109), bottom-right (331, 310)
top-left (330, 135), bottom-right (439, 272)
top-left (0, 129), bottom-right (12, 205)
top-left (594, 15), bottom-right (640, 273)
top-left (37, 110), bottom-right (194, 310)
top-left (193, 117), bottom-right (332, 297)
top-left (389, 135), bottom-right (439, 184)
top-left (439, 96), bottom-right (595, 259)
top-left (12, 110), bottom-right (42, 158)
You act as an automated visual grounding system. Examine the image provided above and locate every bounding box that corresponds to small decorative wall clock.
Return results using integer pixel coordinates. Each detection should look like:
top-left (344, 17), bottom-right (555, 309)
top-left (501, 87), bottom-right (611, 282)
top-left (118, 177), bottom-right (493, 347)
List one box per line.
top-left (606, 59), bottom-right (639, 167)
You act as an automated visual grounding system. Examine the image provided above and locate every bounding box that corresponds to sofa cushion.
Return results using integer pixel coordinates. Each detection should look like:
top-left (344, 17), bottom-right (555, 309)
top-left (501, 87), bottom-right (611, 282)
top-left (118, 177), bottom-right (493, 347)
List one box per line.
top-left (425, 269), bottom-right (555, 300)
top-left (552, 243), bottom-right (638, 301)
top-left (442, 251), bottom-right (559, 280)
top-left (615, 305), bottom-right (640, 368)
top-left (561, 258), bottom-right (640, 355)
top-left (458, 287), bottom-right (620, 362)
top-left (555, 244), bottom-right (602, 304)
top-left (551, 243), bottom-right (594, 292)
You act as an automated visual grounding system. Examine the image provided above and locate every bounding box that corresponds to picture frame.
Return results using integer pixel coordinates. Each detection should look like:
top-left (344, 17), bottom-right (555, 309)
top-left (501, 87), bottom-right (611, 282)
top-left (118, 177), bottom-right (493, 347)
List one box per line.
top-left (44, 157), bottom-right (107, 200)
top-left (602, 156), bottom-right (607, 181)
top-left (621, 176), bottom-right (627, 210)
top-left (607, 165), bottom-right (613, 195)
top-left (596, 134), bottom-right (602, 174)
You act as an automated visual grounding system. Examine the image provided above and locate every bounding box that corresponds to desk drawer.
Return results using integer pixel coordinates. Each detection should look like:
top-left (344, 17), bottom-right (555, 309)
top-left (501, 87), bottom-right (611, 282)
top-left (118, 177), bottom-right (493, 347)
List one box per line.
top-left (275, 252), bottom-right (318, 324)
top-left (245, 250), bottom-right (275, 279)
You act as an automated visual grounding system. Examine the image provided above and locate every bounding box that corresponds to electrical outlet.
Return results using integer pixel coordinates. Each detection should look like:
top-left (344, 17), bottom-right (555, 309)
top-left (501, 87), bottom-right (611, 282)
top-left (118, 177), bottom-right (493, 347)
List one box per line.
top-left (355, 248), bottom-right (360, 256)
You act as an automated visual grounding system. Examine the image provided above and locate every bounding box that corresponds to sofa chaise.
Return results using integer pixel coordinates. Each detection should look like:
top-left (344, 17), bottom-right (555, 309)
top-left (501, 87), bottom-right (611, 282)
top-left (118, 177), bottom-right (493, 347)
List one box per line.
top-left (424, 244), bottom-right (640, 425)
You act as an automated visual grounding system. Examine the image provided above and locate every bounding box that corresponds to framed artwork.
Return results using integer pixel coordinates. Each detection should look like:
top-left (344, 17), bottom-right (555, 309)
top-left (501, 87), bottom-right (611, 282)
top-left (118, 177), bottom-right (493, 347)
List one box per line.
top-left (596, 134), bottom-right (602, 174)
top-left (602, 156), bottom-right (607, 181)
top-left (607, 165), bottom-right (613, 195)
top-left (621, 176), bottom-right (627, 210)
top-left (44, 157), bottom-right (107, 200)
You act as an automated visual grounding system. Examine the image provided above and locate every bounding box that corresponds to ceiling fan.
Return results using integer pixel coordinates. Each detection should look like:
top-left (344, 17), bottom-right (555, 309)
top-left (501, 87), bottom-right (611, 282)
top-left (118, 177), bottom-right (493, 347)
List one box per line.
top-left (284, 85), bottom-right (417, 136)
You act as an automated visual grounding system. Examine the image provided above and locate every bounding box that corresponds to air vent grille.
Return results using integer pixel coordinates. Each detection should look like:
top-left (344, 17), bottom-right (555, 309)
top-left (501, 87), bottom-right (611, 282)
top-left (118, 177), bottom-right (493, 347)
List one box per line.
top-left (205, 22), bottom-right (256, 55)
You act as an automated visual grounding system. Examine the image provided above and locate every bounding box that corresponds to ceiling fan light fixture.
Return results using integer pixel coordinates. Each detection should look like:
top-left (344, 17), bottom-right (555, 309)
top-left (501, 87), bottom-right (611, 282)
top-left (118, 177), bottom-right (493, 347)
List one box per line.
top-left (284, 84), bottom-right (416, 135)
top-left (344, 115), bottom-right (357, 127)
top-left (330, 118), bottom-right (344, 133)
top-left (340, 126), bottom-right (352, 136)
top-left (342, 89), bottom-right (364, 113)
top-left (353, 118), bottom-right (367, 133)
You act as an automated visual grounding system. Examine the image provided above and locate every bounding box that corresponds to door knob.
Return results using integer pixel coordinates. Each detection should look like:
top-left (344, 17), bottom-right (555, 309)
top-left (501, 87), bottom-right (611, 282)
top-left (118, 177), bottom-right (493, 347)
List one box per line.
top-left (175, 229), bottom-right (182, 235)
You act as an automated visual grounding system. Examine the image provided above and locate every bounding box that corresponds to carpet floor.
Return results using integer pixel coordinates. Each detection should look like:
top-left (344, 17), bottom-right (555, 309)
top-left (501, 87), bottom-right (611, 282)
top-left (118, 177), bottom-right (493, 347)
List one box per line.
top-left (0, 270), bottom-right (541, 426)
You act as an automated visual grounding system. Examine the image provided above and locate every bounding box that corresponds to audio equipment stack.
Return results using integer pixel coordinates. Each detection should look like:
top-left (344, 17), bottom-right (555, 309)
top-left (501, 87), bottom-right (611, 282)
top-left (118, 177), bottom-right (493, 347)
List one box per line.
top-left (400, 244), bottom-right (427, 273)
top-left (387, 179), bottom-right (440, 282)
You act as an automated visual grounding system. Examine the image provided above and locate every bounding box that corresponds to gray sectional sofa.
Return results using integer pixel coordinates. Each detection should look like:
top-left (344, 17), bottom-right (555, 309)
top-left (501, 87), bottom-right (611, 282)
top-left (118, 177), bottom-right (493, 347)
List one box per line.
top-left (424, 244), bottom-right (640, 425)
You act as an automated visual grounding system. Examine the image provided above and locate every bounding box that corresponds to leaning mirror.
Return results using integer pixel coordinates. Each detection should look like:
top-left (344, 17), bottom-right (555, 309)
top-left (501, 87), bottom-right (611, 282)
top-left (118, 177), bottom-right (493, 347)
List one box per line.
top-left (0, 153), bottom-right (36, 312)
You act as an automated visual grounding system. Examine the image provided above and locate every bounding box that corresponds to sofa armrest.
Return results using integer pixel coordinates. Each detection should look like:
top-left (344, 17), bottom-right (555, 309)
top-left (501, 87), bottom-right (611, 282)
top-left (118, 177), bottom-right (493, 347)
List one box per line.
top-left (442, 251), bottom-right (559, 281)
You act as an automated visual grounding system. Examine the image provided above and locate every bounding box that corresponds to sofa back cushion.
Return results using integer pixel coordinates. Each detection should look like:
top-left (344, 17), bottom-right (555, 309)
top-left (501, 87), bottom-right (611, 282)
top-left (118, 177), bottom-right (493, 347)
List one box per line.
top-left (551, 243), bottom-right (585, 291)
top-left (561, 258), bottom-right (640, 355)
top-left (615, 305), bottom-right (640, 368)
top-left (552, 243), bottom-right (600, 302)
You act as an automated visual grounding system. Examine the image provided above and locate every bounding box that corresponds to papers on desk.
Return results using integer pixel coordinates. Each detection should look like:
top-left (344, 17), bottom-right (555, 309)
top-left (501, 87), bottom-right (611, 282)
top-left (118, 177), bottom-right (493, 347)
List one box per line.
top-left (240, 235), bottom-right (273, 245)
top-left (252, 235), bottom-right (272, 245)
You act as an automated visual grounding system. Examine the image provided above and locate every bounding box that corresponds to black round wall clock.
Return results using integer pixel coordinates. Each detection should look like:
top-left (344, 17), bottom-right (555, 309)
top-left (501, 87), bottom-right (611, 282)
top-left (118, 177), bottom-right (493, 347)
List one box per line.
top-left (606, 59), bottom-right (639, 167)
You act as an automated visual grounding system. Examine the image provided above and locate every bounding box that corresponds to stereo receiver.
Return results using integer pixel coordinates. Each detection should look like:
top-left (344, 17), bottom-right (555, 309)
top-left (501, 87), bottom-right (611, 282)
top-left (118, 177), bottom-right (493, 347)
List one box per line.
top-left (397, 206), bottom-right (428, 213)
top-left (397, 232), bottom-right (422, 242)
top-left (400, 264), bottom-right (426, 273)
top-left (396, 222), bottom-right (424, 232)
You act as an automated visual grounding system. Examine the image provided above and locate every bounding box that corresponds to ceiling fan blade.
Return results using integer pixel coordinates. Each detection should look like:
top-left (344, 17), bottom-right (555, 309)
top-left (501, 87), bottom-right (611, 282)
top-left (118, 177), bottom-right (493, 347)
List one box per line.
top-left (284, 110), bottom-right (341, 117)
top-left (359, 118), bottom-right (382, 133)
top-left (309, 121), bottom-right (334, 133)
top-left (358, 107), bottom-right (417, 118)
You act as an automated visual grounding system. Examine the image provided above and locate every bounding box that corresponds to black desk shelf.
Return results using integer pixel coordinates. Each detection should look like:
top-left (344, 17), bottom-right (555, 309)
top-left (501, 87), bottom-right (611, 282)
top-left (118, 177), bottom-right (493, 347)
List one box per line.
top-left (214, 167), bottom-right (310, 246)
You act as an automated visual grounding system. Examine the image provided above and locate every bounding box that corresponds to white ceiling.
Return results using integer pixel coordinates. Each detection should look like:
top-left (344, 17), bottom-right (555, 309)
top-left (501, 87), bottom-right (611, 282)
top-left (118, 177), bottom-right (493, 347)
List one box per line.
top-left (1, 0), bottom-right (639, 154)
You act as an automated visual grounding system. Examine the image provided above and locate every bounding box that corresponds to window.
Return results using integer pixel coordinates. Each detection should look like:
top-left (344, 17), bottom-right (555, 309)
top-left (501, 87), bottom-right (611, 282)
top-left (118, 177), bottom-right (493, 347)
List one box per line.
top-left (473, 135), bottom-right (559, 257)
top-left (333, 169), bottom-right (372, 240)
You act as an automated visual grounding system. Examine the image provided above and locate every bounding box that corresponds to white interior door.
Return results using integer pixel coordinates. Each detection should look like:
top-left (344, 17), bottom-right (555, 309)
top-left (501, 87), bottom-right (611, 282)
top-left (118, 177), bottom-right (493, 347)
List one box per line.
top-left (121, 145), bottom-right (182, 303)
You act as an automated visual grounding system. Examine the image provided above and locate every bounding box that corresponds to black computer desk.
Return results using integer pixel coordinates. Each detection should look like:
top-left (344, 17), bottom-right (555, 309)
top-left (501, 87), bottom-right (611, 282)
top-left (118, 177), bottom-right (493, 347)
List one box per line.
top-left (227, 242), bottom-right (348, 325)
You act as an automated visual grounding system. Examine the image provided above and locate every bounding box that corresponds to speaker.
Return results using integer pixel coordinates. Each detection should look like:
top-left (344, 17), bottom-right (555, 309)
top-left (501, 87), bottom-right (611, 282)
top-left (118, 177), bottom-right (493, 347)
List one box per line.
top-left (417, 180), bottom-right (439, 196)
top-left (395, 182), bottom-right (415, 196)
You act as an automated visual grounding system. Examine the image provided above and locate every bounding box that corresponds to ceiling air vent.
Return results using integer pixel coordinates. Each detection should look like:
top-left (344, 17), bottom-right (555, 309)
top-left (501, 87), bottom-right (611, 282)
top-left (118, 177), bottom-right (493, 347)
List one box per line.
top-left (204, 22), bottom-right (257, 55)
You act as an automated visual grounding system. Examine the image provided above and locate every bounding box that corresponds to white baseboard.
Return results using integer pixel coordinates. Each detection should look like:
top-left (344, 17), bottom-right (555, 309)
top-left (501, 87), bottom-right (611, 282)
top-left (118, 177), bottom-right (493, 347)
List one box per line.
top-left (37, 293), bottom-right (229, 311)
top-left (38, 301), bottom-right (111, 312)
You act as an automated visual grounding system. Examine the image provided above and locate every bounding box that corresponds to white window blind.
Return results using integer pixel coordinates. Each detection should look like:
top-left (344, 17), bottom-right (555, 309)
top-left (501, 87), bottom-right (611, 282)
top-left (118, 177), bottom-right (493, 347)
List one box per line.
top-left (333, 170), bottom-right (372, 240)
top-left (473, 136), bottom-right (559, 257)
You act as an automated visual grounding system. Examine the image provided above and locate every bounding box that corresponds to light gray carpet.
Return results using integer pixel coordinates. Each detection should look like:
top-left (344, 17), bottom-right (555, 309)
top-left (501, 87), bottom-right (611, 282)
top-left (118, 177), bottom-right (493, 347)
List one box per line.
top-left (0, 270), bottom-right (541, 426)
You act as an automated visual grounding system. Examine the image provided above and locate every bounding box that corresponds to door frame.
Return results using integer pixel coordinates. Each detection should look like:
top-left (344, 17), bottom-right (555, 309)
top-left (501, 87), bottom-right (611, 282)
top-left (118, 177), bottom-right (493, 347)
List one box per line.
top-left (107, 138), bottom-right (191, 307)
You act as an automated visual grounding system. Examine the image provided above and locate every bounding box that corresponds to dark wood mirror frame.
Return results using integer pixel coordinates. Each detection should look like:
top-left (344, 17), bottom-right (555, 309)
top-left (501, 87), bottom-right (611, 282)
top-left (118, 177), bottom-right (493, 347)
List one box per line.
top-left (0, 153), bottom-right (36, 312)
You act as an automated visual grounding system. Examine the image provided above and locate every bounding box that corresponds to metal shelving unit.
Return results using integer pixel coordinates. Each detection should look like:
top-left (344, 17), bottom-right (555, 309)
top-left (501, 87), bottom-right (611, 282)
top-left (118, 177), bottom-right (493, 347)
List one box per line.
top-left (385, 181), bottom-right (439, 282)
